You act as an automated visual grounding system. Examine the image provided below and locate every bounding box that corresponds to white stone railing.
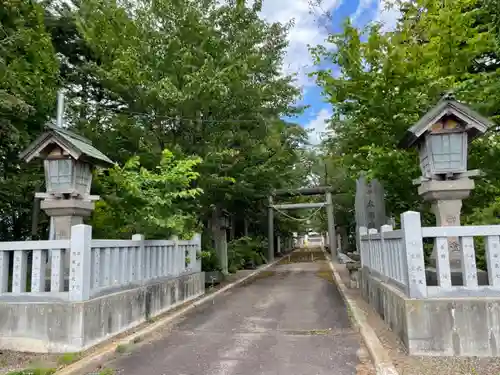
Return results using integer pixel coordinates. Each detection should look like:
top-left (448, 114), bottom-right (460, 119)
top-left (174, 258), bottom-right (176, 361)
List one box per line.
top-left (359, 211), bottom-right (500, 299)
top-left (0, 239), bottom-right (71, 298)
top-left (0, 224), bottom-right (201, 301)
top-left (359, 225), bottom-right (408, 292)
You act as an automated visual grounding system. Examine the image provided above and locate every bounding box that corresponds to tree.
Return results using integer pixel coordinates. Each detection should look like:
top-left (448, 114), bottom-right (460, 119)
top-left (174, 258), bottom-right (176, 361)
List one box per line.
top-left (0, 0), bottom-right (313, 245)
top-left (311, 0), bottom-right (500, 232)
top-left (0, 0), bottom-right (59, 240)
top-left (62, 0), bottom-right (309, 238)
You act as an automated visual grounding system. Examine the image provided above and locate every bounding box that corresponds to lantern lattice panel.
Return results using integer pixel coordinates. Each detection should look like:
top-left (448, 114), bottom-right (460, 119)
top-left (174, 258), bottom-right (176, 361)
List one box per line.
top-left (47, 159), bottom-right (73, 193)
top-left (429, 133), bottom-right (465, 173)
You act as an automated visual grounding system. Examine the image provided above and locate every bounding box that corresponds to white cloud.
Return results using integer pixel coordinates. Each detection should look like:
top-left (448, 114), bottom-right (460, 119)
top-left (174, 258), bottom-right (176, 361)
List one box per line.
top-left (352, 0), bottom-right (374, 24)
top-left (305, 108), bottom-right (332, 145)
top-left (375, 0), bottom-right (400, 32)
top-left (257, 0), bottom-right (341, 91)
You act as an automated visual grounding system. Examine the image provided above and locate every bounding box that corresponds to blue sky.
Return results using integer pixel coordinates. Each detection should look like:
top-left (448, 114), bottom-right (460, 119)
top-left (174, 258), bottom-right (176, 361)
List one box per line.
top-left (258, 0), bottom-right (399, 144)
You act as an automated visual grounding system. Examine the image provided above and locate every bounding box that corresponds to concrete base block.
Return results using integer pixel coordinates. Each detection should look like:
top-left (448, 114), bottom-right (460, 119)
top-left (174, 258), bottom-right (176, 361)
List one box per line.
top-left (425, 267), bottom-right (489, 286)
top-left (0, 272), bottom-right (205, 353)
top-left (361, 268), bottom-right (500, 357)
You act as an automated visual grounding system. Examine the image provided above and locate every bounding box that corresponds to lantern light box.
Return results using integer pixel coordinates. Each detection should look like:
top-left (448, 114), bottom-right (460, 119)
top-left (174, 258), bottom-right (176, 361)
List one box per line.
top-left (20, 123), bottom-right (114, 198)
top-left (399, 94), bottom-right (492, 180)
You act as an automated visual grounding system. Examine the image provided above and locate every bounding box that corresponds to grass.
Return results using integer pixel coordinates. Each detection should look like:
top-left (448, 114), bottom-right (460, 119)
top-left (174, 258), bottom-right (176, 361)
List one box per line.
top-left (5, 369), bottom-right (56, 375)
top-left (97, 368), bottom-right (115, 375)
top-left (315, 270), bottom-right (335, 283)
top-left (56, 353), bottom-right (80, 366)
top-left (115, 344), bottom-right (132, 354)
top-left (283, 328), bottom-right (332, 336)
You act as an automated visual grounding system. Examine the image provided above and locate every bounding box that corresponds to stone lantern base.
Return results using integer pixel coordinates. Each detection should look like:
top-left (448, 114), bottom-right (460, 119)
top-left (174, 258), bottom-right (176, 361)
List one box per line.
top-left (41, 199), bottom-right (95, 239)
top-left (418, 178), bottom-right (488, 286)
top-left (41, 198), bottom-right (95, 290)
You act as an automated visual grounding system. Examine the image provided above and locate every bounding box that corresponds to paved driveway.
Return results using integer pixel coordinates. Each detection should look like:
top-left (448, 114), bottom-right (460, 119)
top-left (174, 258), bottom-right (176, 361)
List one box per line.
top-left (104, 260), bottom-right (368, 375)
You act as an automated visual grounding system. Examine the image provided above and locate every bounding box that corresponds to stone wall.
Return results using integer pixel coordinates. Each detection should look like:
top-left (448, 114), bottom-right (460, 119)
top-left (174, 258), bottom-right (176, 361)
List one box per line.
top-left (361, 268), bottom-right (500, 356)
top-left (0, 272), bottom-right (204, 353)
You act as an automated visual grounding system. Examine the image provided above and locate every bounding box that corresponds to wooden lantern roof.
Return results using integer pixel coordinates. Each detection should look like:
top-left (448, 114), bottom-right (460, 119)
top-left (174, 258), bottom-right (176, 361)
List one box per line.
top-left (19, 123), bottom-right (114, 167)
top-left (399, 94), bottom-right (493, 149)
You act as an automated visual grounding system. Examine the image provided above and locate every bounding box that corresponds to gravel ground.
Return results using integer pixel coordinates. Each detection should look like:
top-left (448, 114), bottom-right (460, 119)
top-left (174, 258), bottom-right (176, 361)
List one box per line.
top-left (334, 264), bottom-right (500, 375)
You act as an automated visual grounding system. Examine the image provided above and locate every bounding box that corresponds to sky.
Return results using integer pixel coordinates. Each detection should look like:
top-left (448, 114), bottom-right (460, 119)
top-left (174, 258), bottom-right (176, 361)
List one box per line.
top-left (257, 0), bottom-right (400, 145)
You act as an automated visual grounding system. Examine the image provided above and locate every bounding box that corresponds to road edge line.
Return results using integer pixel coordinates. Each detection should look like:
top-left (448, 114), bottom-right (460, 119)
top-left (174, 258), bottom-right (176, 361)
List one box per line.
top-left (55, 254), bottom-right (287, 375)
top-left (324, 252), bottom-right (399, 375)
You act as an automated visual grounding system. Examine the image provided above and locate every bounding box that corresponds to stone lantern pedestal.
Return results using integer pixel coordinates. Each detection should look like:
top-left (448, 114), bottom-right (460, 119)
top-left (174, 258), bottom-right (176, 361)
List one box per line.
top-left (418, 177), bottom-right (488, 285)
top-left (38, 197), bottom-right (97, 289)
top-left (41, 198), bottom-right (95, 240)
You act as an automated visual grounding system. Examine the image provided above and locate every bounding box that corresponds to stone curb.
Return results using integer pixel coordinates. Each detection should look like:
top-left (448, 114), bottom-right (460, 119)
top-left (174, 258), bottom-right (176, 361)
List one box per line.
top-left (325, 253), bottom-right (399, 375)
top-left (55, 254), bottom-right (288, 375)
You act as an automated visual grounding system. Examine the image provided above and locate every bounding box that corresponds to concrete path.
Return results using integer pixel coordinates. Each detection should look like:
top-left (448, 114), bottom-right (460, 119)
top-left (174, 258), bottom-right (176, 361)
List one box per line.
top-left (105, 261), bottom-right (367, 375)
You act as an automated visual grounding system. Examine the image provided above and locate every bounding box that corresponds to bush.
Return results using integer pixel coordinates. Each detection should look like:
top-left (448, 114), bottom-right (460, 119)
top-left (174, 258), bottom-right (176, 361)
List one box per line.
top-left (200, 249), bottom-right (222, 272)
top-left (228, 236), bottom-right (268, 271)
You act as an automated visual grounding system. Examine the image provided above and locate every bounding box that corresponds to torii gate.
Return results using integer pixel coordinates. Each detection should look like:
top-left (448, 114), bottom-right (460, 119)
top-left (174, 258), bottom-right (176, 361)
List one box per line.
top-left (267, 186), bottom-right (337, 261)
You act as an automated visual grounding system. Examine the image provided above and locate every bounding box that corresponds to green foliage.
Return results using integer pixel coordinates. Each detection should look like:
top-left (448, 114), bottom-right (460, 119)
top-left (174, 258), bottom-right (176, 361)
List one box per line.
top-left (0, 0), bottom-right (59, 241)
top-left (200, 250), bottom-right (222, 272)
top-left (91, 149), bottom-right (203, 239)
top-left (5, 369), bottom-right (56, 375)
top-left (56, 352), bottom-right (80, 365)
top-left (227, 236), bottom-right (268, 272)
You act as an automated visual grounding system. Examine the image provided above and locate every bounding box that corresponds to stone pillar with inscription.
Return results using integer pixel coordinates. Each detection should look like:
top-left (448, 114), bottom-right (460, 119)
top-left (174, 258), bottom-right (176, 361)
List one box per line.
top-left (355, 174), bottom-right (386, 230)
top-left (418, 178), bottom-right (476, 271)
top-left (355, 174), bottom-right (387, 255)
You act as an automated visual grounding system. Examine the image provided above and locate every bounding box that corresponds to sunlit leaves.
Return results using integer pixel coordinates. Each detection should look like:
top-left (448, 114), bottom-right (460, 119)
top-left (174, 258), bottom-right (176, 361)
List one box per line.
top-left (92, 149), bottom-right (203, 238)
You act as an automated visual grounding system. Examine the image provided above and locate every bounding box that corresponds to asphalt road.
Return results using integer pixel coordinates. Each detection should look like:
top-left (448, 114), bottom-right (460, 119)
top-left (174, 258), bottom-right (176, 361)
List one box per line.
top-left (105, 260), bottom-right (366, 375)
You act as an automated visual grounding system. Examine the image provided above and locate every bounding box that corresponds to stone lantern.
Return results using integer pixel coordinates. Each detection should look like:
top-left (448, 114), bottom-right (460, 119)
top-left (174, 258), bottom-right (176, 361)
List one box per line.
top-left (20, 123), bottom-right (114, 239)
top-left (399, 93), bottom-right (493, 285)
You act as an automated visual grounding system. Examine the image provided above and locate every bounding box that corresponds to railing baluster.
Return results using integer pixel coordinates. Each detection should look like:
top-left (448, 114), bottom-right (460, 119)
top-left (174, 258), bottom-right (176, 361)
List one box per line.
top-left (485, 235), bottom-right (500, 287)
top-left (120, 246), bottom-right (128, 284)
top-left (31, 249), bottom-right (46, 292)
top-left (0, 250), bottom-right (9, 293)
top-left (92, 247), bottom-right (101, 290)
top-left (460, 236), bottom-right (478, 288)
top-left (50, 249), bottom-right (64, 292)
top-left (103, 248), bottom-right (112, 287)
top-left (12, 250), bottom-right (28, 293)
top-left (129, 246), bottom-right (136, 282)
top-left (435, 237), bottom-right (452, 288)
top-left (111, 247), bottom-right (120, 285)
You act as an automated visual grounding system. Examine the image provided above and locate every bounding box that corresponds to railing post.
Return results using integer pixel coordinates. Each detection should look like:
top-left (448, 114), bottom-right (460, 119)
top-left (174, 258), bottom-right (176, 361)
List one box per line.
top-left (380, 225), bottom-right (393, 280)
top-left (69, 224), bottom-right (92, 301)
top-left (401, 211), bottom-right (427, 298)
top-left (132, 234), bottom-right (145, 282)
top-left (358, 227), bottom-right (368, 267)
